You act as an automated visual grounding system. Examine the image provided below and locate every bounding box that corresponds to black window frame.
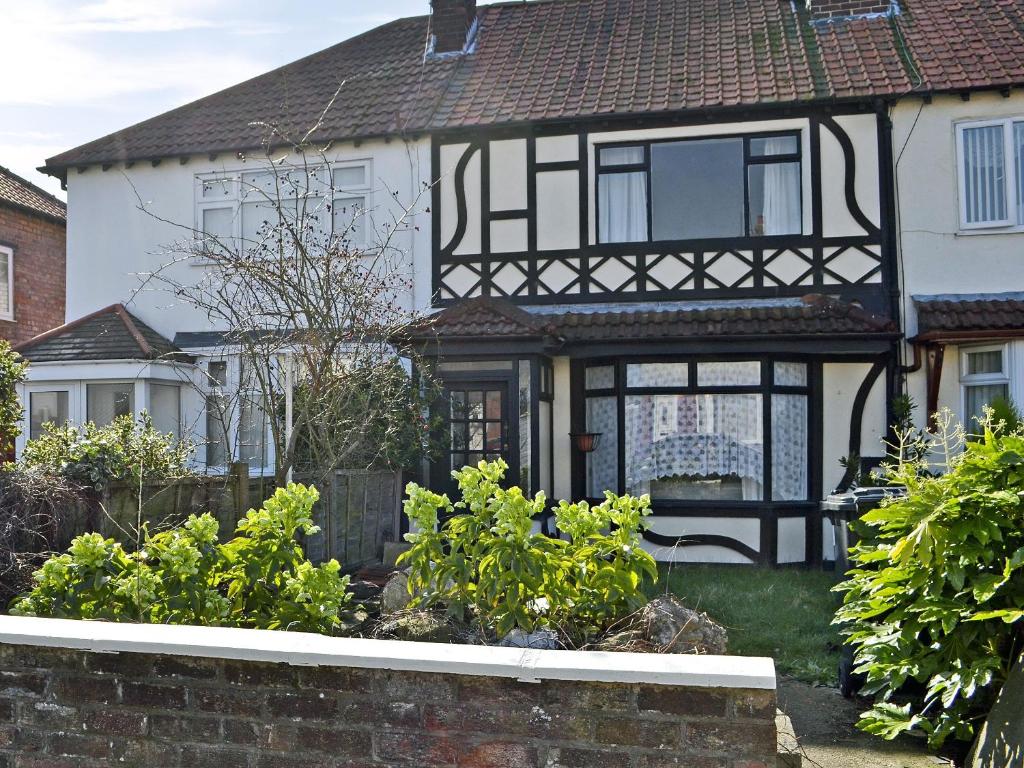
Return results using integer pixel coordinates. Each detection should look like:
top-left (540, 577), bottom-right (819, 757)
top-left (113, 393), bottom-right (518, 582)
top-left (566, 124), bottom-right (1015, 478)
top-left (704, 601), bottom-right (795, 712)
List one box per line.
top-left (595, 130), bottom-right (804, 244)
top-left (582, 355), bottom-right (812, 509)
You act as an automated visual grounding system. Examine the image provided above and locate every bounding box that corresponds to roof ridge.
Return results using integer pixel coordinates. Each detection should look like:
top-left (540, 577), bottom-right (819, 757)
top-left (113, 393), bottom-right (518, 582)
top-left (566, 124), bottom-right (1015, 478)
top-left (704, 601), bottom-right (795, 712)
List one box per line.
top-left (113, 305), bottom-right (154, 357)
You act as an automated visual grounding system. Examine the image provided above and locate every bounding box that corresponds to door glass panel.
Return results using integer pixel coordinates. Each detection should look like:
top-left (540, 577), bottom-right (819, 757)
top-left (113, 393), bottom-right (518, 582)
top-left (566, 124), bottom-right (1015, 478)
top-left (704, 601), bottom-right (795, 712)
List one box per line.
top-left (468, 391), bottom-right (484, 419)
top-left (486, 390), bottom-right (502, 420)
top-left (447, 386), bottom-right (507, 474)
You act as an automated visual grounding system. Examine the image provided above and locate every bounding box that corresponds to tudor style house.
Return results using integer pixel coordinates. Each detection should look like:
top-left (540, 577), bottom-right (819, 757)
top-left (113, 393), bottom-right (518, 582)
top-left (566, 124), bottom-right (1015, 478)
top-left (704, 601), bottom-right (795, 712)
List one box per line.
top-left (22, 0), bottom-right (1024, 565)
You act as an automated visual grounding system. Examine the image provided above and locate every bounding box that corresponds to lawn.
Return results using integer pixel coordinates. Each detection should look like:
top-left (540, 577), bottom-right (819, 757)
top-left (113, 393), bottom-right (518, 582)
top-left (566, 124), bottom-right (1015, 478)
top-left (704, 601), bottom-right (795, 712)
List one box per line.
top-left (657, 564), bottom-right (843, 685)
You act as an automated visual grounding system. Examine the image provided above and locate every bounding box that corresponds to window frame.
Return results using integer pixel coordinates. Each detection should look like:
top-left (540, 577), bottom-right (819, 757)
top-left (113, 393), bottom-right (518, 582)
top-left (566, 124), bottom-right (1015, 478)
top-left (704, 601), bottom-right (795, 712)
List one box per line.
top-left (594, 130), bottom-right (804, 245)
top-left (193, 160), bottom-right (373, 261)
top-left (0, 244), bottom-right (13, 322)
top-left (582, 356), bottom-right (813, 508)
top-left (960, 343), bottom-right (1011, 424)
top-left (955, 117), bottom-right (1022, 231)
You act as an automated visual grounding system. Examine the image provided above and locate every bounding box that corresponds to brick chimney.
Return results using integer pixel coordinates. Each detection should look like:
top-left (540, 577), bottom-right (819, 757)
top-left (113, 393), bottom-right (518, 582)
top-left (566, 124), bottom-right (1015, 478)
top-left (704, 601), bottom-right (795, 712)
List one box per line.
top-left (430, 0), bottom-right (477, 54)
top-left (805, 0), bottom-right (895, 21)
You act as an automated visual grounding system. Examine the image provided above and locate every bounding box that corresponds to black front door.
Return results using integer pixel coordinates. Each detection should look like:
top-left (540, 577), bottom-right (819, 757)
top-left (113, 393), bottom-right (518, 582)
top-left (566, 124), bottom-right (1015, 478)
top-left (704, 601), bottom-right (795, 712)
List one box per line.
top-left (432, 379), bottom-right (517, 498)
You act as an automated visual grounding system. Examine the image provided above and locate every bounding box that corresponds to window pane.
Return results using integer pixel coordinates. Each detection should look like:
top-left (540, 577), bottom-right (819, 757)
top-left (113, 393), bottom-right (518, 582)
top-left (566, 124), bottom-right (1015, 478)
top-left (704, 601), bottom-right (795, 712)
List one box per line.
top-left (333, 166), bottom-right (366, 189)
top-left (697, 361), bottom-right (761, 387)
top-left (206, 394), bottom-right (229, 467)
top-left (201, 207), bottom-right (233, 241)
top-left (200, 177), bottom-right (234, 200)
top-left (598, 172), bottom-right (648, 243)
top-left (29, 391), bottom-right (68, 440)
top-left (207, 361), bottom-right (228, 388)
top-left (241, 200), bottom-right (276, 245)
top-left (0, 250), bottom-right (9, 317)
top-left (87, 383), bottom-right (134, 427)
top-left (1016, 122), bottom-right (1024, 224)
top-left (626, 362), bottom-right (689, 388)
top-left (967, 350), bottom-right (1003, 375)
top-left (748, 162), bottom-right (801, 235)
top-left (772, 395), bottom-right (808, 500)
top-left (150, 384), bottom-right (181, 437)
top-left (625, 393), bottom-right (763, 501)
top-left (519, 361), bottom-right (531, 490)
top-left (600, 146), bottom-right (644, 166)
top-left (965, 383), bottom-right (1010, 429)
top-left (585, 365), bottom-right (615, 390)
top-left (774, 362), bottom-right (808, 387)
top-left (585, 397), bottom-right (618, 496)
top-left (750, 136), bottom-right (799, 156)
top-left (333, 196), bottom-right (366, 247)
top-left (239, 394), bottom-right (267, 467)
top-left (963, 125), bottom-right (1007, 224)
top-left (651, 138), bottom-right (744, 240)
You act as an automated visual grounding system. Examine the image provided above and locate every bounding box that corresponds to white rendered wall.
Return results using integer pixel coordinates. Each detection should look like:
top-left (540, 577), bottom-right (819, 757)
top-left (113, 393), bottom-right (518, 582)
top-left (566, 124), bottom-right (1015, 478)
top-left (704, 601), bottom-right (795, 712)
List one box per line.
top-left (63, 138), bottom-right (433, 340)
top-left (822, 362), bottom-right (888, 494)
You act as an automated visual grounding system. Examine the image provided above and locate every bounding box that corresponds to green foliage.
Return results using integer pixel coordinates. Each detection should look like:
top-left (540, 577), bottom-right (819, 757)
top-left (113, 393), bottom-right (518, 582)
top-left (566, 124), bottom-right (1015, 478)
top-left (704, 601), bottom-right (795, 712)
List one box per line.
top-left (19, 414), bottom-right (194, 490)
top-left (0, 341), bottom-right (28, 457)
top-left (399, 459), bottom-right (657, 642)
top-left (984, 395), bottom-right (1022, 435)
top-left (10, 483), bottom-right (354, 635)
top-left (834, 411), bottom-right (1024, 749)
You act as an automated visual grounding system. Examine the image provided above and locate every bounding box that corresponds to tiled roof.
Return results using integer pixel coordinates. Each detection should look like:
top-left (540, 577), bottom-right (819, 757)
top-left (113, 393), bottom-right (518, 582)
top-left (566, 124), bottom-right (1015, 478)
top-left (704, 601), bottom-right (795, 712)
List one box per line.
top-left (43, 0), bottom-right (1024, 173)
top-left (913, 292), bottom-right (1024, 339)
top-left (15, 304), bottom-right (188, 363)
top-left (0, 166), bottom-right (66, 222)
top-left (415, 294), bottom-right (895, 343)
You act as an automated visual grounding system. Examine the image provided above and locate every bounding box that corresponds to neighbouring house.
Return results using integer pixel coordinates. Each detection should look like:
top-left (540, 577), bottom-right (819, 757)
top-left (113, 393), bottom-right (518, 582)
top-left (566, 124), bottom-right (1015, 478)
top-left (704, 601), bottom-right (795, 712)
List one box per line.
top-left (0, 166), bottom-right (66, 346)
top-left (23, 0), bottom-right (1024, 565)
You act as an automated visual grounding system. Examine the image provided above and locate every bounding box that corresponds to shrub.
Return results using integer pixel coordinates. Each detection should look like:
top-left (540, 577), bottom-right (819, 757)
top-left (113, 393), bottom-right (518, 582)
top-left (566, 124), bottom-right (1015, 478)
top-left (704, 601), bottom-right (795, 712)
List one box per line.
top-left (0, 341), bottom-right (27, 458)
top-left (11, 483), bottom-right (354, 635)
top-left (834, 411), bottom-right (1024, 749)
top-left (20, 413), bottom-right (194, 490)
top-left (399, 459), bottom-right (657, 642)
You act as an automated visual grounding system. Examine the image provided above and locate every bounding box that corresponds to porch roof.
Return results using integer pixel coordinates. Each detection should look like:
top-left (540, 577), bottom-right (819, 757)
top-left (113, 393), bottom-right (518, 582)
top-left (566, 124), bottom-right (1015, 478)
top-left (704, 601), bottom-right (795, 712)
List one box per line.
top-left (912, 292), bottom-right (1024, 342)
top-left (413, 294), bottom-right (896, 347)
top-left (14, 304), bottom-right (191, 364)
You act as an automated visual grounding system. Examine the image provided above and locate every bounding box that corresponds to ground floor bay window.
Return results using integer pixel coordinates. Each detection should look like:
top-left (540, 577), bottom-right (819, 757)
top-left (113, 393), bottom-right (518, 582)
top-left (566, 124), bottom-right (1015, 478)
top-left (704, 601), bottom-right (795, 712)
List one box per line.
top-left (582, 358), bottom-right (811, 506)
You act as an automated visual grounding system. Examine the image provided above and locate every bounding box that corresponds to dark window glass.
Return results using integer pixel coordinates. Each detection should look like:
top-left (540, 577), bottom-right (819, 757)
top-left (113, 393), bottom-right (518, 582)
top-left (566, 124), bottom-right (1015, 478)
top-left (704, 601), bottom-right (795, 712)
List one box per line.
top-left (651, 139), bottom-right (744, 240)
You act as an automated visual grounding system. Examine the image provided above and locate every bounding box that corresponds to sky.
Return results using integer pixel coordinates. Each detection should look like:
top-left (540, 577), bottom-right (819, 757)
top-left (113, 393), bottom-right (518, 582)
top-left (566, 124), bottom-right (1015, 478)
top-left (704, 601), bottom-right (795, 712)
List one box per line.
top-left (1, 0), bottom-right (430, 199)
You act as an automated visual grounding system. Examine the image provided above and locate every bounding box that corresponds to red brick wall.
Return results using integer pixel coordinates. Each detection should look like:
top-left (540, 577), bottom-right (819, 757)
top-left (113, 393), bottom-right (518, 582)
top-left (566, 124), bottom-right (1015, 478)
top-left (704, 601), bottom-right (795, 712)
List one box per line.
top-left (807, 0), bottom-right (892, 19)
top-left (0, 205), bottom-right (66, 346)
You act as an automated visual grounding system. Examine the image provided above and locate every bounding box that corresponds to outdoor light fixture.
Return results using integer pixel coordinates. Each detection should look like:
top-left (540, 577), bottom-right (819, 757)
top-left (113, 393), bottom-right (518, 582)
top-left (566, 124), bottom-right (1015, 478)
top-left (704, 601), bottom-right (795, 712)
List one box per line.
top-left (570, 432), bottom-right (602, 453)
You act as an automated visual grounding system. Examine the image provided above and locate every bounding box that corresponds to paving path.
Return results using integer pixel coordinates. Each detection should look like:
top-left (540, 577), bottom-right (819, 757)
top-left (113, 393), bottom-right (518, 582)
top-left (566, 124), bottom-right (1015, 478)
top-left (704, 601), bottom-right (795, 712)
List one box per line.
top-left (778, 677), bottom-right (954, 768)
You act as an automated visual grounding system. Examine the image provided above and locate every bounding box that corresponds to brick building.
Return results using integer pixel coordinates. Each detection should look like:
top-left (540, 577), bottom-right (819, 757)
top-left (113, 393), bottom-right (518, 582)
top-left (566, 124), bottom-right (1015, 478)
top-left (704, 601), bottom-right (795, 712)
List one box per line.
top-left (0, 166), bottom-right (66, 346)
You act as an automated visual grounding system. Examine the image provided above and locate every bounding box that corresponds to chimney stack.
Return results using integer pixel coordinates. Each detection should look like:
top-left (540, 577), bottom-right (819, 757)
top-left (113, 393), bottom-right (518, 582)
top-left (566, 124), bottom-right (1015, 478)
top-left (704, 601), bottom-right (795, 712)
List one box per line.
top-left (805, 0), bottom-right (894, 21)
top-left (430, 0), bottom-right (477, 54)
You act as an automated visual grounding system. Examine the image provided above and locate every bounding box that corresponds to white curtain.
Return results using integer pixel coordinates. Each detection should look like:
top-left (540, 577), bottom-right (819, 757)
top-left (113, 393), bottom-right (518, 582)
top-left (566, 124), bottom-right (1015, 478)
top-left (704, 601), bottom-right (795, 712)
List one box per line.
top-left (761, 139), bottom-right (801, 235)
top-left (1015, 122), bottom-right (1024, 224)
top-left (599, 172), bottom-right (648, 243)
top-left (963, 125), bottom-right (1007, 224)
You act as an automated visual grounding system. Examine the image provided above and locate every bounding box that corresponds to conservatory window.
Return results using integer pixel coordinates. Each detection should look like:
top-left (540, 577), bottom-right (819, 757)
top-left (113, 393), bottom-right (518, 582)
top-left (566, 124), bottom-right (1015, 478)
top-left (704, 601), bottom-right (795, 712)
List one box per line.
top-left (86, 383), bottom-right (134, 427)
top-left (29, 391), bottom-right (68, 439)
top-left (149, 384), bottom-right (181, 437)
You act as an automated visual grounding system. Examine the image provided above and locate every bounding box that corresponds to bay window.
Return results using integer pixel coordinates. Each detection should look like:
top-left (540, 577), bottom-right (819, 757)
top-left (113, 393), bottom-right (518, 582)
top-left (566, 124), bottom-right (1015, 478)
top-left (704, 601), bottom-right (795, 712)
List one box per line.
top-left (584, 358), bottom-right (810, 503)
top-left (956, 118), bottom-right (1024, 229)
top-left (596, 132), bottom-right (802, 244)
top-left (86, 383), bottom-right (134, 427)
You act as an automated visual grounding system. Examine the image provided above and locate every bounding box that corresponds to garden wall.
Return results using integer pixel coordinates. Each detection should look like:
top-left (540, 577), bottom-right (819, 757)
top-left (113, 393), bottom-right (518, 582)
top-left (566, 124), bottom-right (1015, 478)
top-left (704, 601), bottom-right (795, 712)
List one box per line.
top-left (0, 616), bottom-right (777, 768)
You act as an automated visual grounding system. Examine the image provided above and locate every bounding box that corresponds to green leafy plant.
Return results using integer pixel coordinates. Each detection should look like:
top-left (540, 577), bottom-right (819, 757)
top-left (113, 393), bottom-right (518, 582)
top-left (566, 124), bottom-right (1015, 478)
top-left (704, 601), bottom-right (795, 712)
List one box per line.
top-left (399, 459), bottom-right (657, 642)
top-left (0, 341), bottom-right (28, 458)
top-left (834, 409), bottom-right (1024, 749)
top-left (19, 413), bottom-right (194, 490)
top-left (11, 483), bottom-right (354, 635)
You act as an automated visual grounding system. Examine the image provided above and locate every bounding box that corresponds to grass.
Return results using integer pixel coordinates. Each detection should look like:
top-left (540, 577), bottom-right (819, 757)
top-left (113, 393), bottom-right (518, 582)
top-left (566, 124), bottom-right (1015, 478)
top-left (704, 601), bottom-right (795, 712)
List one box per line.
top-left (656, 564), bottom-right (843, 686)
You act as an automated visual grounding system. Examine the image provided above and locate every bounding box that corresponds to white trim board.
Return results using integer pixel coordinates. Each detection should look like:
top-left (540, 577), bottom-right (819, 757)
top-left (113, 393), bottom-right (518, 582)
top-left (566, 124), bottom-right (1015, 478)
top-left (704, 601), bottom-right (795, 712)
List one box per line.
top-left (0, 616), bottom-right (775, 690)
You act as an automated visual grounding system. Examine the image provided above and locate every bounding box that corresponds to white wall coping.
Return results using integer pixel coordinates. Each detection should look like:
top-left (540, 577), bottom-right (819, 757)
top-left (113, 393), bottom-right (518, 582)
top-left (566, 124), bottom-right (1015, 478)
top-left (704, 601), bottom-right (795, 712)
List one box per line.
top-left (0, 616), bottom-right (775, 690)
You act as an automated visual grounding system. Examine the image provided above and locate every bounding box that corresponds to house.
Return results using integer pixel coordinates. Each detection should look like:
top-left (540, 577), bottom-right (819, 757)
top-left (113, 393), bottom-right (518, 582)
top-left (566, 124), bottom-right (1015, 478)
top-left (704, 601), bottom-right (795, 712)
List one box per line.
top-left (0, 166), bottom-right (66, 346)
top-left (25, 0), bottom-right (1024, 565)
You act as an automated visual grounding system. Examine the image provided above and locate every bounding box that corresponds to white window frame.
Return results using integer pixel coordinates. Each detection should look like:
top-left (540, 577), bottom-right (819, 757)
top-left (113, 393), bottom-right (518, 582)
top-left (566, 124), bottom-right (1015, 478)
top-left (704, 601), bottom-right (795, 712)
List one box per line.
top-left (960, 343), bottom-right (1011, 424)
top-left (0, 244), bottom-right (13, 322)
top-left (955, 117), bottom-right (1022, 232)
top-left (193, 160), bottom-right (373, 262)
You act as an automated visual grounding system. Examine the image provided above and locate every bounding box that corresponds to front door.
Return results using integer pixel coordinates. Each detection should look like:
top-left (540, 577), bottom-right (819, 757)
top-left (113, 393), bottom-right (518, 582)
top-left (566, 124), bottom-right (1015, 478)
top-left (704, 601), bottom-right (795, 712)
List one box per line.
top-left (432, 379), bottom-right (517, 498)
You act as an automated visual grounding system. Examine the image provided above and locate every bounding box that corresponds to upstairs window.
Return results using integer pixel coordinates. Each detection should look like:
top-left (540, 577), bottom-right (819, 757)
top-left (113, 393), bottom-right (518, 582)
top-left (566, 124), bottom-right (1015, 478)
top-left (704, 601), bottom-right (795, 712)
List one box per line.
top-left (0, 245), bottom-right (12, 321)
top-left (956, 118), bottom-right (1024, 230)
top-left (596, 132), bottom-right (802, 244)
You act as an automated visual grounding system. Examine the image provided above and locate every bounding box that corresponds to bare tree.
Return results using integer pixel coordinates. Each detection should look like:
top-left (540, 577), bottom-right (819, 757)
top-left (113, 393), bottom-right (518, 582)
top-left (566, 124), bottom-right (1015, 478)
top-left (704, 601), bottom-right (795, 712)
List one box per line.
top-left (135, 115), bottom-right (439, 486)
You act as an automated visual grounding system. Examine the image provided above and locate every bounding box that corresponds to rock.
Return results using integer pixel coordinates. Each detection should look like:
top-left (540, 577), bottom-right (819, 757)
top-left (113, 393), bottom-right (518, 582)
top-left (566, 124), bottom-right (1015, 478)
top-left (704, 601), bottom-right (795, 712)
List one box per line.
top-left (348, 580), bottom-right (382, 602)
top-left (380, 570), bottom-right (411, 615)
top-left (968, 652), bottom-right (1024, 768)
top-left (499, 628), bottom-right (561, 650)
top-left (374, 611), bottom-right (456, 643)
top-left (593, 629), bottom-right (650, 652)
top-left (638, 595), bottom-right (728, 654)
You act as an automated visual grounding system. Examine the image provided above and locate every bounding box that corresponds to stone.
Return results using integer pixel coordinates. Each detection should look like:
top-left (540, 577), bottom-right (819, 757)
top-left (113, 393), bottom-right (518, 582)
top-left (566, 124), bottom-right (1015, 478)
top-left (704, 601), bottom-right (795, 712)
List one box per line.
top-left (968, 652), bottom-right (1024, 768)
top-left (375, 611), bottom-right (457, 643)
top-left (380, 570), bottom-right (411, 614)
top-left (638, 595), bottom-right (728, 654)
top-left (348, 580), bottom-right (382, 602)
top-left (498, 628), bottom-right (561, 650)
